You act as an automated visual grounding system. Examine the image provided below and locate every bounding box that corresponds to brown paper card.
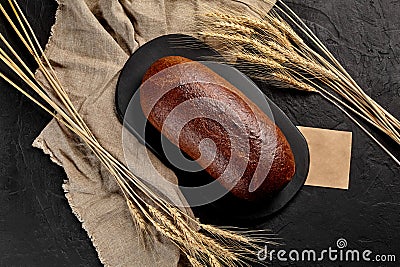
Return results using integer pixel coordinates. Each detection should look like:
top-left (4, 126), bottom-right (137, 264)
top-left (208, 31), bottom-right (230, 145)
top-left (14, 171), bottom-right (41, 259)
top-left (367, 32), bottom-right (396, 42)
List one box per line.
top-left (297, 126), bottom-right (352, 190)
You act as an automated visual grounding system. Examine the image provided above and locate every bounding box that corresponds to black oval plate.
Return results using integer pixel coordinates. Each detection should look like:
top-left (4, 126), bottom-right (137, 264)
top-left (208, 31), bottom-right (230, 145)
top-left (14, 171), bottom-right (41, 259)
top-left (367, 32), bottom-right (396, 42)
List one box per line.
top-left (116, 34), bottom-right (309, 224)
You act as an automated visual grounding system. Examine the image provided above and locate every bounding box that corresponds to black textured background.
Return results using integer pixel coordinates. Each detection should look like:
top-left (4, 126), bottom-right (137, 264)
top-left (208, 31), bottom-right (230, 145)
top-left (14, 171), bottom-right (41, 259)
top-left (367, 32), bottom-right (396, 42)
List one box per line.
top-left (0, 0), bottom-right (399, 266)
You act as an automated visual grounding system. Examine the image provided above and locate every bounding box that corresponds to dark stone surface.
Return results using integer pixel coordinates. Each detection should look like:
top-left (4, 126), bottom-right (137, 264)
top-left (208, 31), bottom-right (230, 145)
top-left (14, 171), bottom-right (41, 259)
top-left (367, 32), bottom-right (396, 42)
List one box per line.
top-left (0, 0), bottom-right (398, 266)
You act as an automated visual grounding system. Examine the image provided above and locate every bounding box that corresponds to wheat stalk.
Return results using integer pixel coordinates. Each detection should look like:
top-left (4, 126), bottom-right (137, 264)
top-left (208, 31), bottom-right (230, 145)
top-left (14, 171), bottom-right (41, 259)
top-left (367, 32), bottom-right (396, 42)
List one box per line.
top-left (198, 1), bottom-right (400, 166)
top-left (0, 0), bottom-right (276, 266)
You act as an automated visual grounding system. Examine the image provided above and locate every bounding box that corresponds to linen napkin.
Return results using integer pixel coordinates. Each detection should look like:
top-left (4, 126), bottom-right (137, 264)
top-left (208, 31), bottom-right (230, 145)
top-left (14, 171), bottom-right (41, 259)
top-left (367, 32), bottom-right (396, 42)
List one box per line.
top-left (33, 0), bottom-right (276, 266)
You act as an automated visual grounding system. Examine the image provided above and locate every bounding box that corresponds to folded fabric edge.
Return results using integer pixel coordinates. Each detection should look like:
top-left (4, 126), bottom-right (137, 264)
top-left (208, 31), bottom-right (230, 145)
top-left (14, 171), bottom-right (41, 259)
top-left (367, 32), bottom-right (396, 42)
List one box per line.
top-left (33, 125), bottom-right (115, 267)
top-left (31, 1), bottom-right (134, 266)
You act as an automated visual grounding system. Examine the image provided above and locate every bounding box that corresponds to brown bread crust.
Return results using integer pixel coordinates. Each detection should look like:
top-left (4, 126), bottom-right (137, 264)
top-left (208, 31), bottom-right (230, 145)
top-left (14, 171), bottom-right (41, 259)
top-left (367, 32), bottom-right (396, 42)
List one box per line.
top-left (140, 56), bottom-right (295, 201)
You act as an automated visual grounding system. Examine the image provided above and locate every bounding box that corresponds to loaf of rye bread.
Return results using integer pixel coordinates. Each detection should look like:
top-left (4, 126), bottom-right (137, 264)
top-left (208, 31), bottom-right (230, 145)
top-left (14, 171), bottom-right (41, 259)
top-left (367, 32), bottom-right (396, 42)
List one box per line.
top-left (140, 56), bottom-right (295, 201)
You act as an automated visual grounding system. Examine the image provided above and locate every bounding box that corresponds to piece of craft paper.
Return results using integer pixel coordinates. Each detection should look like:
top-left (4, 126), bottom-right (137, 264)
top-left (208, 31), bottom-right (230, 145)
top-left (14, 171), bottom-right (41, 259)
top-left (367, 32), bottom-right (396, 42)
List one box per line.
top-left (298, 126), bottom-right (352, 190)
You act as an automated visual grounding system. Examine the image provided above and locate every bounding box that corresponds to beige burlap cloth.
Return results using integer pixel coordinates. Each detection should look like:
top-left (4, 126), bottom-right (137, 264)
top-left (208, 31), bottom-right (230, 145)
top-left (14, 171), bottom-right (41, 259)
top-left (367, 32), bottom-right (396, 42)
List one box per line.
top-left (33, 0), bottom-right (275, 266)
